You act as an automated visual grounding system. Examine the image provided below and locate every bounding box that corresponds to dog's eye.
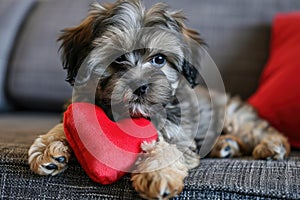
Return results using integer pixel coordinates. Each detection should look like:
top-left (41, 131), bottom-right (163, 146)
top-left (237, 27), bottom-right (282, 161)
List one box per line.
top-left (151, 54), bottom-right (166, 68)
top-left (115, 55), bottom-right (127, 63)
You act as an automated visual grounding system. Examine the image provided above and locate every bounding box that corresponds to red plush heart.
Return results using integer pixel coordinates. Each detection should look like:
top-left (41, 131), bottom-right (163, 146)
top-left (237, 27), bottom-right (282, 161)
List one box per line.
top-left (64, 102), bottom-right (158, 184)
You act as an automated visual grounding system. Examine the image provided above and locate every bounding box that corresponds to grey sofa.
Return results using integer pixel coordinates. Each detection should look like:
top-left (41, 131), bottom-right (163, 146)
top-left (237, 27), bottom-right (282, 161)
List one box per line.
top-left (1, 0), bottom-right (300, 199)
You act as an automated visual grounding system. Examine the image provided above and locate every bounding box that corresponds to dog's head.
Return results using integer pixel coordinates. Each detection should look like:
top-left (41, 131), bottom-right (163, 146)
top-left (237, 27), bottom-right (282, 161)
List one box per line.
top-left (58, 0), bottom-right (204, 119)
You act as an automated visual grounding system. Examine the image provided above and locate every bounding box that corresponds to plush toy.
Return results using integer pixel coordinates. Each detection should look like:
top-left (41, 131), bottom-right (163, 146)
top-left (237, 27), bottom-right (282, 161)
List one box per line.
top-left (63, 102), bottom-right (158, 184)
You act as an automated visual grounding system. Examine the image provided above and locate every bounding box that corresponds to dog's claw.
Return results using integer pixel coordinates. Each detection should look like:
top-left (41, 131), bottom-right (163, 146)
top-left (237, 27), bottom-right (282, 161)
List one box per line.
top-left (44, 163), bottom-right (58, 170)
top-left (224, 145), bottom-right (231, 152)
top-left (162, 191), bottom-right (170, 198)
top-left (54, 156), bottom-right (66, 163)
top-left (224, 153), bottom-right (232, 158)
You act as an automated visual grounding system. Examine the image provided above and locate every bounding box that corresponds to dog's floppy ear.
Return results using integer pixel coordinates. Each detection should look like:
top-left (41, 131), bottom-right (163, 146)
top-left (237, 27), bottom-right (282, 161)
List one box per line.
top-left (168, 10), bottom-right (205, 88)
top-left (58, 3), bottom-right (113, 85)
top-left (182, 60), bottom-right (198, 88)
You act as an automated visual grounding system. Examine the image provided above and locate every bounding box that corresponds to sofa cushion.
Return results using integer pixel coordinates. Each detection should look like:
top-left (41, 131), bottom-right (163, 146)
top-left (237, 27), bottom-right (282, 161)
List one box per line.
top-left (0, 0), bottom-right (36, 111)
top-left (6, 0), bottom-right (94, 111)
top-left (1, 143), bottom-right (299, 199)
top-left (6, 0), bottom-right (300, 112)
top-left (0, 112), bottom-right (61, 144)
top-left (248, 12), bottom-right (300, 148)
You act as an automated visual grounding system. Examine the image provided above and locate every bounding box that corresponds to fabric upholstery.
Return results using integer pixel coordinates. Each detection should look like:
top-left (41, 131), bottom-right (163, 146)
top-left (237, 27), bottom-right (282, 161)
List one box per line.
top-left (6, 0), bottom-right (93, 111)
top-left (5, 0), bottom-right (300, 111)
top-left (1, 144), bottom-right (299, 199)
top-left (2, 1), bottom-right (300, 199)
top-left (248, 12), bottom-right (300, 148)
top-left (0, 0), bottom-right (36, 111)
top-left (0, 113), bottom-right (60, 144)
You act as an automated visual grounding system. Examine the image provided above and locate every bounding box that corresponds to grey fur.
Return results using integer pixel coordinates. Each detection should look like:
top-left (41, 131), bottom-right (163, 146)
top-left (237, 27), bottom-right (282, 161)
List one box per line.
top-left (60, 0), bottom-right (223, 169)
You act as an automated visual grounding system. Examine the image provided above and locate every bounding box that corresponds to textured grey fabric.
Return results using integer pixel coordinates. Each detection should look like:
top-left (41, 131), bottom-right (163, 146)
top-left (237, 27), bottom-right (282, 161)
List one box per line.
top-left (6, 0), bottom-right (93, 111)
top-left (0, 0), bottom-right (36, 111)
top-left (0, 112), bottom-right (60, 144)
top-left (2, 1), bottom-right (300, 198)
top-left (0, 143), bottom-right (299, 199)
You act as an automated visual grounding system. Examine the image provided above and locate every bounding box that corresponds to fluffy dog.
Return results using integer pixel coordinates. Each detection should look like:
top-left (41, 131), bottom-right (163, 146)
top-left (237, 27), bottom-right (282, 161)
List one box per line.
top-left (28, 0), bottom-right (290, 199)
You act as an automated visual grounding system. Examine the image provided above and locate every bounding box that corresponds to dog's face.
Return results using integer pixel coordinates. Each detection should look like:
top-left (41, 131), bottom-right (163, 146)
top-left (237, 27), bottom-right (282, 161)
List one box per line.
top-left (59, 0), bottom-right (203, 119)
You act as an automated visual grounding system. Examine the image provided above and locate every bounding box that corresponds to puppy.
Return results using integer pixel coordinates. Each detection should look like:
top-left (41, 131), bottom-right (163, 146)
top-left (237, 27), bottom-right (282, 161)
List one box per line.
top-left (28, 0), bottom-right (290, 199)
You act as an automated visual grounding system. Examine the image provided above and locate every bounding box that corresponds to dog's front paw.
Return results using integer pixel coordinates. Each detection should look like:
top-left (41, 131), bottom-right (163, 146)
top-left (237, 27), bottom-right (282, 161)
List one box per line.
top-left (28, 138), bottom-right (71, 176)
top-left (209, 135), bottom-right (245, 158)
top-left (131, 167), bottom-right (186, 200)
top-left (253, 134), bottom-right (290, 160)
top-left (28, 136), bottom-right (71, 176)
top-left (131, 141), bottom-right (188, 199)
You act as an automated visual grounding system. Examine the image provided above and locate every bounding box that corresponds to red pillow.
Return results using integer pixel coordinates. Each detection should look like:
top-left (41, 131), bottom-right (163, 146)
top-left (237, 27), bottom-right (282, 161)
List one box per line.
top-left (248, 12), bottom-right (300, 148)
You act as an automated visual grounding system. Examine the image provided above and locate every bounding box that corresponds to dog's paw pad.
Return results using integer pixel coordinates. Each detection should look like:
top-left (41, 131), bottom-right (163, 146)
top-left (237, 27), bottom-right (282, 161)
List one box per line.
top-left (53, 156), bottom-right (67, 163)
top-left (43, 163), bottom-right (58, 170)
top-left (39, 155), bottom-right (69, 175)
top-left (132, 170), bottom-right (185, 200)
top-left (28, 138), bottom-right (71, 176)
top-left (161, 191), bottom-right (170, 198)
top-left (132, 141), bottom-right (189, 199)
top-left (210, 135), bottom-right (241, 158)
top-left (222, 145), bottom-right (232, 158)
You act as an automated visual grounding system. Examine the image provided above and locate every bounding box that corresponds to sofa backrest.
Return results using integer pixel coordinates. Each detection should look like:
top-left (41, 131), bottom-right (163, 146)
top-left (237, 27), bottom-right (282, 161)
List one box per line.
top-left (5, 0), bottom-right (93, 111)
top-left (0, 0), bottom-right (36, 111)
top-left (3, 0), bottom-right (300, 111)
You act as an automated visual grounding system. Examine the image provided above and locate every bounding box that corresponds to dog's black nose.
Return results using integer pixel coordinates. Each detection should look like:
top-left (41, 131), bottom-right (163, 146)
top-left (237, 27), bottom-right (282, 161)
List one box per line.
top-left (133, 84), bottom-right (149, 96)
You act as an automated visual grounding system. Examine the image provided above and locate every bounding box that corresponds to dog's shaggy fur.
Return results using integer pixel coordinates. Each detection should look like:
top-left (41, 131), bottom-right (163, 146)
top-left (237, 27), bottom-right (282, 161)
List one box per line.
top-left (28, 0), bottom-right (290, 199)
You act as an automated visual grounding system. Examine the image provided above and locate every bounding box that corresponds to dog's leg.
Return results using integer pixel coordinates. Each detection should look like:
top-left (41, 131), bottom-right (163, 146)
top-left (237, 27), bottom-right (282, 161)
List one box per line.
top-left (210, 97), bottom-right (290, 160)
top-left (252, 132), bottom-right (290, 160)
top-left (131, 140), bottom-right (196, 200)
top-left (28, 123), bottom-right (71, 175)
